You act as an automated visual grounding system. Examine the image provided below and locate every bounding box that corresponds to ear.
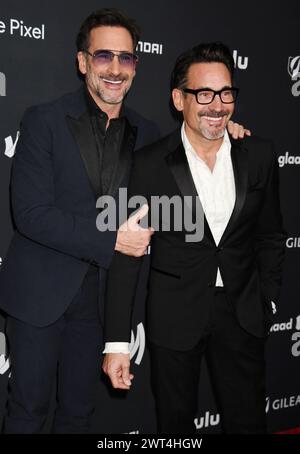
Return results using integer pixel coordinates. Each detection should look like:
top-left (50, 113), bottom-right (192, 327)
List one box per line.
top-left (172, 88), bottom-right (184, 112)
top-left (77, 51), bottom-right (87, 75)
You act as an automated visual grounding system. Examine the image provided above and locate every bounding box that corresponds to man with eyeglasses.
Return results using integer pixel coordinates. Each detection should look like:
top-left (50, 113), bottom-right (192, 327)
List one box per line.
top-left (103, 42), bottom-right (286, 433)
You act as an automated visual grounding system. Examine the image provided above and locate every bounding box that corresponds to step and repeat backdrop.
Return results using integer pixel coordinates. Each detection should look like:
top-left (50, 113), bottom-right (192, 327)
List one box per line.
top-left (0, 0), bottom-right (299, 434)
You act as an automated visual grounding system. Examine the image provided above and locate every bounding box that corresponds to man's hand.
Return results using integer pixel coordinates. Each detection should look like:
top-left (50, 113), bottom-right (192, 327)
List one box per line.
top-left (227, 120), bottom-right (251, 139)
top-left (115, 204), bottom-right (154, 257)
top-left (102, 353), bottom-right (133, 390)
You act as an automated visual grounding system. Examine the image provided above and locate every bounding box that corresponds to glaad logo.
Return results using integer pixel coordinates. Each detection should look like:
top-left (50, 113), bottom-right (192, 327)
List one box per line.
top-left (278, 152), bottom-right (300, 167)
top-left (0, 332), bottom-right (10, 375)
top-left (265, 395), bottom-right (300, 413)
top-left (0, 72), bottom-right (6, 96)
top-left (288, 56), bottom-right (300, 97)
top-left (270, 315), bottom-right (300, 333)
top-left (4, 131), bottom-right (20, 158)
top-left (129, 322), bottom-right (145, 365)
top-left (233, 50), bottom-right (248, 70)
top-left (136, 41), bottom-right (163, 55)
top-left (286, 237), bottom-right (300, 248)
top-left (194, 411), bottom-right (220, 430)
top-left (291, 331), bottom-right (300, 357)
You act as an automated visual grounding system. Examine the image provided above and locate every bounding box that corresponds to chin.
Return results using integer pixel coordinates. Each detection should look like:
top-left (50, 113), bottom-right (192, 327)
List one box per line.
top-left (202, 128), bottom-right (225, 140)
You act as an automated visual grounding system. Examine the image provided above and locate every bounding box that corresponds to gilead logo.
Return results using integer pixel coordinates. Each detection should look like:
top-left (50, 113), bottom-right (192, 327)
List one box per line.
top-left (286, 237), bottom-right (300, 248)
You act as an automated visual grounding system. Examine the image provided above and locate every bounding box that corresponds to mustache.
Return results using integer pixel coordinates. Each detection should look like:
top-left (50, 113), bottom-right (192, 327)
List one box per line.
top-left (198, 110), bottom-right (229, 118)
top-left (99, 73), bottom-right (128, 82)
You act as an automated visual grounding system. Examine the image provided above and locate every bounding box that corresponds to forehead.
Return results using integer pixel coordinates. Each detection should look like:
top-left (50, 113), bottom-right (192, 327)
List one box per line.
top-left (186, 62), bottom-right (232, 88)
top-left (88, 26), bottom-right (134, 52)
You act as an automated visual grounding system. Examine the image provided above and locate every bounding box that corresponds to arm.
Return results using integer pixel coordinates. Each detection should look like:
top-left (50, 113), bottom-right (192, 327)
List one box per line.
top-left (11, 107), bottom-right (116, 269)
top-left (102, 154), bottom-right (149, 388)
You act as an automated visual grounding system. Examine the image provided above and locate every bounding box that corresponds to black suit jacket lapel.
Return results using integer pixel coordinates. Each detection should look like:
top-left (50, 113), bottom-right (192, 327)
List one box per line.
top-left (165, 130), bottom-right (215, 244)
top-left (66, 111), bottom-right (101, 197)
top-left (219, 139), bottom-right (248, 245)
top-left (107, 118), bottom-right (137, 197)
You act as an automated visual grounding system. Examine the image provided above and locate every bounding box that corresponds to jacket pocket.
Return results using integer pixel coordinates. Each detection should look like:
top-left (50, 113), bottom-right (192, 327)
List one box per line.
top-left (151, 266), bottom-right (181, 279)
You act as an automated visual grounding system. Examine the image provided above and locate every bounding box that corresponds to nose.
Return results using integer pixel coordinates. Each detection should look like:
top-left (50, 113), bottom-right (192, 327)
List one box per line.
top-left (108, 54), bottom-right (121, 75)
top-left (210, 93), bottom-right (223, 110)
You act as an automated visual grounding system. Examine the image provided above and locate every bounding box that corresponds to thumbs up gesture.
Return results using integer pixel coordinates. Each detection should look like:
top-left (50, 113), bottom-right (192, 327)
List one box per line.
top-left (115, 204), bottom-right (154, 257)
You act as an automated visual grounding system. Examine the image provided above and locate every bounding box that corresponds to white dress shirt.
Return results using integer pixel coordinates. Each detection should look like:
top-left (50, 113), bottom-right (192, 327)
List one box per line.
top-left (182, 123), bottom-right (236, 286)
top-left (104, 123), bottom-right (236, 354)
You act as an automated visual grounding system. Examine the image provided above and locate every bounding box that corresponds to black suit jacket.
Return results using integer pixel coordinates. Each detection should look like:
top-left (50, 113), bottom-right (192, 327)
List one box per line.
top-left (105, 129), bottom-right (286, 351)
top-left (0, 86), bottom-right (159, 326)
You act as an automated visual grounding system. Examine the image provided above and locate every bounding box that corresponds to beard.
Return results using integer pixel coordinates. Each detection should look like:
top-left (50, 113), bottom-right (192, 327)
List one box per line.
top-left (198, 109), bottom-right (230, 140)
top-left (86, 67), bottom-right (132, 105)
top-left (95, 80), bottom-right (130, 105)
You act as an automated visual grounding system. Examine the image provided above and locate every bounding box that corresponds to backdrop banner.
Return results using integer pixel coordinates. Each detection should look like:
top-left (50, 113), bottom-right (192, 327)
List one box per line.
top-left (0, 0), bottom-right (299, 434)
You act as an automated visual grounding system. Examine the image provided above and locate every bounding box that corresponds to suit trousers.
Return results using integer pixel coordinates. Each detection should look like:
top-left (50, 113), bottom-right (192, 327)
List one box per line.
top-left (149, 289), bottom-right (267, 434)
top-left (3, 266), bottom-right (101, 434)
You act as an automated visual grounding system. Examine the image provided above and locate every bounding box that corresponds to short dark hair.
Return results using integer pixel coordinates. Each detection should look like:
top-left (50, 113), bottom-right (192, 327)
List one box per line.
top-left (170, 42), bottom-right (235, 91)
top-left (76, 8), bottom-right (141, 52)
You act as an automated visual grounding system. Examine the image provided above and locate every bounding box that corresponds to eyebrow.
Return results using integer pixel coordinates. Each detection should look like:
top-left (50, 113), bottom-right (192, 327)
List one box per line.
top-left (196, 85), bottom-right (233, 91)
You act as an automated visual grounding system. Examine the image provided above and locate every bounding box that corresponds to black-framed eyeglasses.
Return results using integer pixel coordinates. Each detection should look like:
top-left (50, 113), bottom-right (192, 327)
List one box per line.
top-left (83, 49), bottom-right (138, 68)
top-left (183, 87), bottom-right (239, 104)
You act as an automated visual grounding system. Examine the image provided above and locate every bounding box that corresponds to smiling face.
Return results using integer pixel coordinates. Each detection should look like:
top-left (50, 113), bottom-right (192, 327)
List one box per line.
top-left (172, 62), bottom-right (235, 143)
top-left (77, 26), bottom-right (136, 113)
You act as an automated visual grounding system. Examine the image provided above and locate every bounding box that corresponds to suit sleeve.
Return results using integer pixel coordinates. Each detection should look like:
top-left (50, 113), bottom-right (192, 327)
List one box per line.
top-left (104, 154), bottom-right (148, 342)
top-left (11, 107), bottom-right (116, 269)
top-left (254, 142), bottom-right (286, 304)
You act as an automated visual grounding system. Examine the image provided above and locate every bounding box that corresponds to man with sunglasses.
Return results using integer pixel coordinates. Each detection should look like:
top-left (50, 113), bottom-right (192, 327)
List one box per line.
top-left (0, 8), bottom-right (157, 434)
top-left (103, 42), bottom-right (286, 433)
